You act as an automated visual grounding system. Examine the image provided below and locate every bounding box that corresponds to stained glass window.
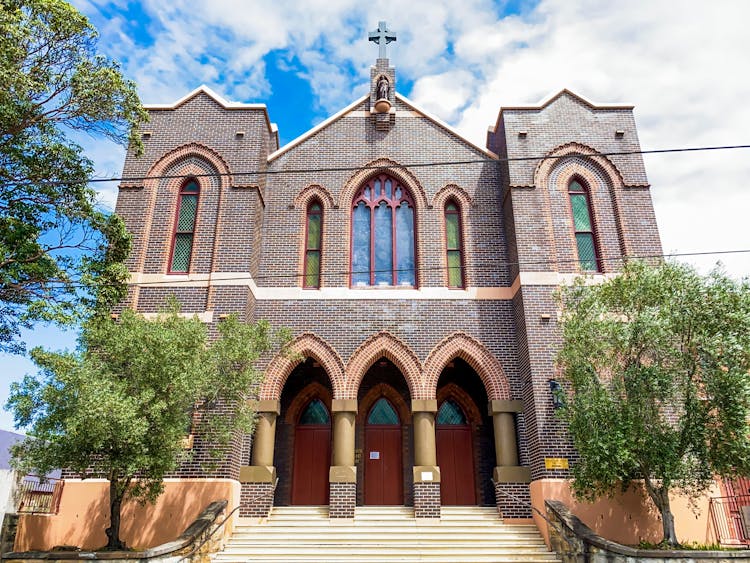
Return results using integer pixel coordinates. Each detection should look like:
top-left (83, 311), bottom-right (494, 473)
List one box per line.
top-left (298, 399), bottom-right (330, 425)
top-left (444, 201), bottom-right (464, 288)
top-left (304, 201), bottom-right (322, 288)
top-left (437, 400), bottom-right (467, 425)
top-left (568, 180), bottom-right (600, 272)
top-left (367, 398), bottom-right (399, 425)
top-left (351, 174), bottom-right (416, 286)
top-left (170, 179), bottom-right (199, 273)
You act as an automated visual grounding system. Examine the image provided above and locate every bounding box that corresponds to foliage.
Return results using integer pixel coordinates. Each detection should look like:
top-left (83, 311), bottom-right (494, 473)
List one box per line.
top-left (0, 0), bottom-right (148, 352)
top-left (6, 306), bottom-right (287, 549)
top-left (557, 261), bottom-right (750, 546)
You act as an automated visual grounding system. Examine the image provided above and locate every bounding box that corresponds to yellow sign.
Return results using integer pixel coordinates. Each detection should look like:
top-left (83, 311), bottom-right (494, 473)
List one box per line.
top-left (544, 458), bottom-right (569, 470)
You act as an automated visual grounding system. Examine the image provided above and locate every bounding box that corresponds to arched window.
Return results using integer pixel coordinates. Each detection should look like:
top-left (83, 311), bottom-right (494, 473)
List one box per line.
top-left (367, 397), bottom-right (400, 425)
top-left (444, 201), bottom-right (464, 288)
top-left (351, 174), bottom-right (415, 287)
top-left (436, 399), bottom-right (467, 425)
top-left (568, 179), bottom-right (600, 272)
top-left (298, 398), bottom-right (330, 425)
top-left (169, 179), bottom-right (200, 273)
top-left (303, 201), bottom-right (322, 288)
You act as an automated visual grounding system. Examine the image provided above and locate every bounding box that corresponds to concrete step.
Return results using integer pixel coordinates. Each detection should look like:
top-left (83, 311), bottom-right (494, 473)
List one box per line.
top-left (214, 505), bottom-right (560, 563)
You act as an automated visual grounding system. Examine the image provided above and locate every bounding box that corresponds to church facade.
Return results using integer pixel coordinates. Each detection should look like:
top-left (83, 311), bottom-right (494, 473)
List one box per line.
top-left (113, 50), bottom-right (664, 530)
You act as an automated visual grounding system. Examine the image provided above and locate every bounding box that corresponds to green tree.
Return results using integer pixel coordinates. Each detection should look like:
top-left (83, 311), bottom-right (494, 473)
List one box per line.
top-left (7, 307), bottom-right (284, 550)
top-left (557, 261), bottom-right (750, 547)
top-left (0, 0), bottom-right (147, 352)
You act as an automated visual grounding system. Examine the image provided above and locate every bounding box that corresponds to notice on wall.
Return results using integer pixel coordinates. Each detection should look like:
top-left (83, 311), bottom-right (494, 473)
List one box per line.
top-left (369, 451), bottom-right (380, 459)
top-left (421, 472), bottom-right (434, 481)
top-left (544, 458), bottom-right (569, 470)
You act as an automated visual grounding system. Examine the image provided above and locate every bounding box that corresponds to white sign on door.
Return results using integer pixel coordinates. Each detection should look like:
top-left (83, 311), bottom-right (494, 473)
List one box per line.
top-left (369, 451), bottom-right (380, 459)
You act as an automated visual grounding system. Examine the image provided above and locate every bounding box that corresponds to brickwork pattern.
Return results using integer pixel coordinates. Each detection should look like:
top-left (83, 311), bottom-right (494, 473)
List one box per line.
top-left (414, 482), bottom-right (441, 518)
top-left (240, 482), bottom-right (275, 518)
top-left (329, 483), bottom-right (356, 518)
top-left (495, 481), bottom-right (532, 519)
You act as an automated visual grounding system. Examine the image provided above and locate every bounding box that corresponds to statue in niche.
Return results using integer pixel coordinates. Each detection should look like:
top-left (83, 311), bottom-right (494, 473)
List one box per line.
top-left (377, 76), bottom-right (390, 100)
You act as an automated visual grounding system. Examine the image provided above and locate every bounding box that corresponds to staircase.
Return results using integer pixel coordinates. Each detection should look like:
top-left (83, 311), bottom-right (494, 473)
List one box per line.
top-left (213, 506), bottom-right (561, 563)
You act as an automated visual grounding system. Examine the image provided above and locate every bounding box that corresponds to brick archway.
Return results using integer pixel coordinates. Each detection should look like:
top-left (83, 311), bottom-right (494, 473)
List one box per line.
top-left (344, 332), bottom-right (423, 400)
top-left (423, 332), bottom-right (510, 401)
top-left (261, 333), bottom-right (345, 400)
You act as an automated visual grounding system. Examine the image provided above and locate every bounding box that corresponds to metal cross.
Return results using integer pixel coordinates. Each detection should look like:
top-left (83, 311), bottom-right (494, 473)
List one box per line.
top-left (368, 21), bottom-right (397, 59)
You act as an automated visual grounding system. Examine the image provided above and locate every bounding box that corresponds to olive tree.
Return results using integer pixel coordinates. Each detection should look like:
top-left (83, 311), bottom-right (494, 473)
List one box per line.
top-left (557, 261), bottom-right (750, 546)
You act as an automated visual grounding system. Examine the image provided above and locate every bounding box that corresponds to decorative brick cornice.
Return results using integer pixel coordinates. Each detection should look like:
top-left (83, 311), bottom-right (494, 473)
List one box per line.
top-left (261, 332), bottom-right (346, 400)
top-left (294, 184), bottom-right (335, 209)
top-left (337, 158), bottom-right (428, 212)
top-left (533, 142), bottom-right (626, 191)
top-left (345, 331), bottom-right (423, 400)
top-left (423, 332), bottom-right (510, 401)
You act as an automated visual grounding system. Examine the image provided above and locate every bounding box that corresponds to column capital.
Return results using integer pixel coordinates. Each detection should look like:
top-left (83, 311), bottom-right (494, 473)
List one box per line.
top-left (331, 399), bottom-right (358, 413)
top-left (488, 399), bottom-right (523, 415)
top-left (248, 399), bottom-right (281, 414)
top-left (411, 399), bottom-right (438, 413)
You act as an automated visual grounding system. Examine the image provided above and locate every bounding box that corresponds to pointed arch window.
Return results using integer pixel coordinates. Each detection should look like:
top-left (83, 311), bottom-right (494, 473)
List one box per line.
top-left (367, 398), bottom-right (399, 425)
top-left (437, 399), bottom-right (467, 425)
top-left (304, 201), bottom-right (323, 288)
top-left (298, 398), bottom-right (330, 425)
top-left (169, 179), bottom-right (200, 273)
top-left (568, 179), bottom-right (600, 272)
top-left (351, 174), bottom-right (416, 287)
top-left (444, 201), bottom-right (464, 288)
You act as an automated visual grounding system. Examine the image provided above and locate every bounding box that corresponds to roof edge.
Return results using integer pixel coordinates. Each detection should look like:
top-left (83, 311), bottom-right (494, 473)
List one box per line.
top-left (267, 95), bottom-right (370, 162)
top-left (143, 85), bottom-right (277, 142)
top-left (395, 93), bottom-right (498, 159)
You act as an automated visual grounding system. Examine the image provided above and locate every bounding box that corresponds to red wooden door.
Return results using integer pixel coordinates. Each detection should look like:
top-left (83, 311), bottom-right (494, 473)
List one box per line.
top-left (364, 398), bottom-right (403, 505)
top-left (292, 399), bottom-right (331, 505)
top-left (436, 400), bottom-right (476, 505)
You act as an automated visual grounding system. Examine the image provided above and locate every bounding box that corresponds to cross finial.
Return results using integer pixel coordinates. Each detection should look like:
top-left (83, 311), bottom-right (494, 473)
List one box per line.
top-left (368, 21), bottom-right (397, 60)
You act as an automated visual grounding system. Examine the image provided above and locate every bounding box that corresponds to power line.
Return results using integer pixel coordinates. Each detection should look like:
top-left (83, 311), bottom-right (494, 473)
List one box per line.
top-left (47, 248), bottom-right (750, 288)
top-left (4, 144), bottom-right (750, 189)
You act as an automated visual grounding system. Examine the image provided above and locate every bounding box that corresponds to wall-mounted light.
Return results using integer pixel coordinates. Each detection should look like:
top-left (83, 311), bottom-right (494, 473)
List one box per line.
top-left (518, 130), bottom-right (528, 138)
top-left (549, 379), bottom-right (564, 410)
top-left (615, 130), bottom-right (625, 138)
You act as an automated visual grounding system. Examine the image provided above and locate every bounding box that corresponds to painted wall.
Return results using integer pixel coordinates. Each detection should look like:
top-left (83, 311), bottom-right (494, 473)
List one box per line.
top-left (530, 478), bottom-right (719, 547)
top-left (0, 469), bottom-right (18, 531)
top-left (14, 478), bottom-right (241, 552)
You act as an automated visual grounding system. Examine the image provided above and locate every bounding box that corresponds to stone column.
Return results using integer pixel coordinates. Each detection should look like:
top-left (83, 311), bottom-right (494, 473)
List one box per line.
top-left (329, 400), bottom-right (357, 519)
top-left (412, 400), bottom-right (441, 519)
top-left (489, 400), bottom-right (531, 519)
top-left (239, 400), bottom-right (280, 518)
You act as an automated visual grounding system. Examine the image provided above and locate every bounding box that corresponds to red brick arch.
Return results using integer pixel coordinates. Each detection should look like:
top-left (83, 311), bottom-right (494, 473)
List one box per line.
top-left (533, 142), bottom-right (626, 191)
top-left (337, 158), bottom-right (428, 212)
top-left (431, 183), bottom-right (473, 209)
top-left (260, 333), bottom-right (346, 400)
top-left (423, 332), bottom-right (510, 401)
top-left (344, 332), bottom-right (423, 400)
top-left (294, 183), bottom-right (335, 209)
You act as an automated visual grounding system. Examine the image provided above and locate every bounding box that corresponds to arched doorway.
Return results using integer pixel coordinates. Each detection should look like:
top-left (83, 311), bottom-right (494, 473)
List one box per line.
top-left (364, 397), bottom-right (403, 505)
top-left (292, 398), bottom-right (331, 505)
top-left (436, 399), bottom-right (475, 505)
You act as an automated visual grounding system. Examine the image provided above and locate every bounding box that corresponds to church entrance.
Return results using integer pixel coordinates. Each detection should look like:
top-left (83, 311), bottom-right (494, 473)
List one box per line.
top-left (364, 397), bottom-right (403, 505)
top-left (291, 398), bottom-right (331, 505)
top-left (436, 399), bottom-right (476, 505)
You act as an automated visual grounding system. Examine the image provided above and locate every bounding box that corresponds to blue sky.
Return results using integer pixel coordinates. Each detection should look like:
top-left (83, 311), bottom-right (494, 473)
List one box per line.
top-left (2, 0), bottom-right (750, 432)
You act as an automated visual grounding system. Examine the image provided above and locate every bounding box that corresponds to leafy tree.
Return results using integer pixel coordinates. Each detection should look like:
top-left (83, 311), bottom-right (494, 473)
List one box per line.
top-left (557, 261), bottom-right (750, 547)
top-left (7, 307), bottom-right (285, 550)
top-left (0, 0), bottom-right (148, 352)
